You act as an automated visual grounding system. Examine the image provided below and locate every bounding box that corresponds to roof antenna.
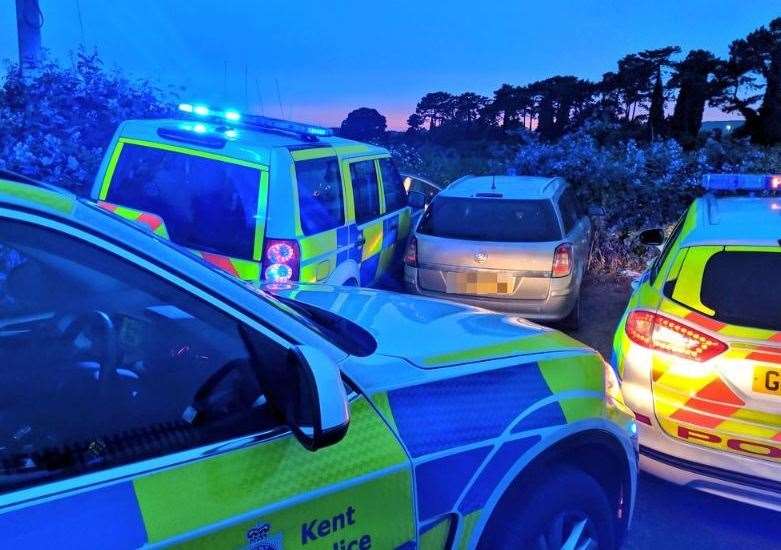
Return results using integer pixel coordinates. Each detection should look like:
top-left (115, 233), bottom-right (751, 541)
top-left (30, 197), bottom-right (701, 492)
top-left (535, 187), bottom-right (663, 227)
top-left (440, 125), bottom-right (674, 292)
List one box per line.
top-left (491, 175), bottom-right (496, 191)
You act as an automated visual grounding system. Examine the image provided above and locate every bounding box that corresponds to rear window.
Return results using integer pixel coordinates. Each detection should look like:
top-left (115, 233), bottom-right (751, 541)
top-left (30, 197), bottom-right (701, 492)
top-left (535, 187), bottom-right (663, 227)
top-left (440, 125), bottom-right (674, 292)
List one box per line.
top-left (295, 157), bottom-right (344, 235)
top-left (417, 196), bottom-right (561, 242)
top-left (700, 251), bottom-right (781, 331)
top-left (106, 143), bottom-right (262, 259)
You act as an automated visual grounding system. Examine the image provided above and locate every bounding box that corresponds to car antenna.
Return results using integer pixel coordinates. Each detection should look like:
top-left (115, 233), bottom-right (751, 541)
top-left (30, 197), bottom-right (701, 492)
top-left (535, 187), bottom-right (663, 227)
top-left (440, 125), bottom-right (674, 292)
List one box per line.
top-left (491, 175), bottom-right (496, 190)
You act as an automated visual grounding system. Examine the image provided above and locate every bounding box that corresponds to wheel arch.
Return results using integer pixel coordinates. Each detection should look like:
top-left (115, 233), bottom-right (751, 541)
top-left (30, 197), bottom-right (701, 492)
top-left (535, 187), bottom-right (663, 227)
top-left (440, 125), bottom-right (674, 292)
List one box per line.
top-left (474, 427), bottom-right (634, 549)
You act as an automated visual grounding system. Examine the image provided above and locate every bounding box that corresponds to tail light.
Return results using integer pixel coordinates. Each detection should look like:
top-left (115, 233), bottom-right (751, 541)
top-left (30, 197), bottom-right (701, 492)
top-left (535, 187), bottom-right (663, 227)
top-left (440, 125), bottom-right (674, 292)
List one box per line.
top-left (552, 243), bottom-right (573, 277)
top-left (625, 310), bottom-right (727, 362)
top-left (404, 236), bottom-right (418, 267)
top-left (262, 239), bottom-right (300, 282)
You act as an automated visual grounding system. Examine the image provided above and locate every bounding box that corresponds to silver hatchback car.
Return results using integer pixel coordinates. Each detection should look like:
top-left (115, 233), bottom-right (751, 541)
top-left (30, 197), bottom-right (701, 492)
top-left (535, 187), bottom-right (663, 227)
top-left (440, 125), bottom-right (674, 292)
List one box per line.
top-left (404, 175), bottom-right (592, 327)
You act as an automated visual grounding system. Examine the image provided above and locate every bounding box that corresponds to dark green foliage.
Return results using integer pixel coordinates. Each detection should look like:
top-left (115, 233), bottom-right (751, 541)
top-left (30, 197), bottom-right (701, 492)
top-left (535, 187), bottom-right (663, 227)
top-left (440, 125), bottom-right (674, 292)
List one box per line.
top-left (0, 51), bottom-right (174, 194)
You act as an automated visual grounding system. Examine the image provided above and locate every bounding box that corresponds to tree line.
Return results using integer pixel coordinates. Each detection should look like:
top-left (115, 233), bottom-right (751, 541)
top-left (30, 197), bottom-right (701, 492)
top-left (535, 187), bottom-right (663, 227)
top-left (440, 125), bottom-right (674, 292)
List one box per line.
top-left (341, 17), bottom-right (781, 147)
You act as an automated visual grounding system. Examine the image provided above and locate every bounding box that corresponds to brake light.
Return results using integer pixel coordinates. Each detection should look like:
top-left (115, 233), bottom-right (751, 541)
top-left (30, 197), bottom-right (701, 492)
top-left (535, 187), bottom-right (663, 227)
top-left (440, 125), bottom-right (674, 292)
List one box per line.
top-left (404, 236), bottom-right (418, 268)
top-left (262, 239), bottom-right (300, 282)
top-left (552, 243), bottom-right (573, 277)
top-left (625, 310), bottom-right (727, 362)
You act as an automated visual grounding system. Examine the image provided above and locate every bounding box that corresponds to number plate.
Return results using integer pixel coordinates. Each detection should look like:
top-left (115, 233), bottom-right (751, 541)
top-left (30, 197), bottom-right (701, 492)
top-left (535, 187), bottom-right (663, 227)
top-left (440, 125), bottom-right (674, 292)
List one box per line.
top-left (445, 271), bottom-right (513, 295)
top-left (752, 365), bottom-right (781, 396)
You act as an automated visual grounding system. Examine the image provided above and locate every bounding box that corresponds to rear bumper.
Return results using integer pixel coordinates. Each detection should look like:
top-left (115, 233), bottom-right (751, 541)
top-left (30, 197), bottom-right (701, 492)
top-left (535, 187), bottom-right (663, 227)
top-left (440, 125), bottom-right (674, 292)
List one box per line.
top-left (635, 416), bottom-right (781, 511)
top-left (619, 344), bottom-right (781, 511)
top-left (403, 266), bottom-right (578, 320)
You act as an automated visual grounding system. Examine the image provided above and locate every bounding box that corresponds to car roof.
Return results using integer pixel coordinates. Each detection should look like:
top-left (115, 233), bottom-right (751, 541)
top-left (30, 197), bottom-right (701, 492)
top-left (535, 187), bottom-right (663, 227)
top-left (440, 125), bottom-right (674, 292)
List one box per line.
top-left (118, 119), bottom-right (388, 166)
top-left (682, 195), bottom-right (781, 247)
top-left (440, 175), bottom-right (564, 200)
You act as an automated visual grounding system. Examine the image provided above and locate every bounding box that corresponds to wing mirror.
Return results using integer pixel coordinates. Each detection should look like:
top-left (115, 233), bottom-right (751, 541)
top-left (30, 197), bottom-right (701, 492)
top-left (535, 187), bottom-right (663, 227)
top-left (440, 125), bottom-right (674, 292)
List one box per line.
top-left (286, 346), bottom-right (350, 451)
top-left (638, 228), bottom-right (665, 247)
top-left (240, 324), bottom-right (350, 452)
top-left (408, 190), bottom-right (426, 209)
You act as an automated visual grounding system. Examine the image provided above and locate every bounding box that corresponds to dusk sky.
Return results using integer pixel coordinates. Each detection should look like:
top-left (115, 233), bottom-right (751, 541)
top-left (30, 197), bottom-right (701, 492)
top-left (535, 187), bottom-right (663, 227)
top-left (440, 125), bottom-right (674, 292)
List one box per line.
top-left (1, 1), bottom-right (778, 129)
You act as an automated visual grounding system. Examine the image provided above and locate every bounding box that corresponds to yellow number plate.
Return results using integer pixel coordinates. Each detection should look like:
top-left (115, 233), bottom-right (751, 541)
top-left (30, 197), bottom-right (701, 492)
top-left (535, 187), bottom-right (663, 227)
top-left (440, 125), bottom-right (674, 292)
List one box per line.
top-left (753, 365), bottom-right (781, 396)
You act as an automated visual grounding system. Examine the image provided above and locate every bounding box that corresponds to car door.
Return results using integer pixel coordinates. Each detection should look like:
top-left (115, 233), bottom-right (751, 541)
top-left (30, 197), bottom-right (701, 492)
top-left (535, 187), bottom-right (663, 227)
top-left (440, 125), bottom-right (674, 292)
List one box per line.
top-left (377, 158), bottom-right (413, 284)
top-left (0, 215), bottom-right (415, 549)
top-left (292, 152), bottom-right (351, 283)
top-left (346, 159), bottom-right (385, 286)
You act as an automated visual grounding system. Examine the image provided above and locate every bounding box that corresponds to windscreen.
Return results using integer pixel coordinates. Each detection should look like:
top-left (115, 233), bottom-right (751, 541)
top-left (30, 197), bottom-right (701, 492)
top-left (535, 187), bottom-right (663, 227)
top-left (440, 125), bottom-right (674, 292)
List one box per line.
top-left (106, 143), bottom-right (263, 259)
top-left (417, 196), bottom-right (561, 242)
top-left (700, 250), bottom-right (781, 331)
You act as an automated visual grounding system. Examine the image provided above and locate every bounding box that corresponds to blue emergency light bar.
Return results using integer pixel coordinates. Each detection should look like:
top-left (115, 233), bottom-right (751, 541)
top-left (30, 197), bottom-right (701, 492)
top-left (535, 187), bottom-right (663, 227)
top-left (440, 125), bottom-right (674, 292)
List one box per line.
top-left (703, 173), bottom-right (781, 192)
top-left (177, 103), bottom-right (333, 141)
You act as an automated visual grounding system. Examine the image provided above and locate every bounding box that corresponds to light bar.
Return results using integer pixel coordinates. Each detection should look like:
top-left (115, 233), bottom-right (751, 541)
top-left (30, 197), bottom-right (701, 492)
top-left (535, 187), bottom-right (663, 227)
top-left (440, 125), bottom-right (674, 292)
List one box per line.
top-left (242, 113), bottom-right (333, 138)
top-left (177, 102), bottom-right (333, 140)
top-left (703, 173), bottom-right (781, 192)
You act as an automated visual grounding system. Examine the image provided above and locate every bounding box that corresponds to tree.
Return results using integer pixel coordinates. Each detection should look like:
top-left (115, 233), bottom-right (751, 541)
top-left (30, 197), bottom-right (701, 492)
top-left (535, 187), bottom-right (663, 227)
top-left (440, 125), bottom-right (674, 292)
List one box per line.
top-left (452, 92), bottom-right (488, 124)
top-left (415, 92), bottom-right (455, 130)
top-left (406, 113), bottom-right (425, 135)
top-left (648, 66), bottom-right (665, 140)
top-left (714, 17), bottom-right (781, 144)
top-left (484, 84), bottom-right (530, 130)
top-left (600, 47), bottom-right (679, 125)
top-left (526, 77), bottom-right (594, 140)
top-left (340, 107), bottom-right (387, 142)
top-left (668, 50), bottom-right (722, 145)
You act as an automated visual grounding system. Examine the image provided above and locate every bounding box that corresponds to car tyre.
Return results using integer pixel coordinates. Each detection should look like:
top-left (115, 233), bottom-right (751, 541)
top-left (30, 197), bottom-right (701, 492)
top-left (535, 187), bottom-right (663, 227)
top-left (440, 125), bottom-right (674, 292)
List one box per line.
top-left (482, 466), bottom-right (615, 550)
top-left (560, 296), bottom-right (581, 330)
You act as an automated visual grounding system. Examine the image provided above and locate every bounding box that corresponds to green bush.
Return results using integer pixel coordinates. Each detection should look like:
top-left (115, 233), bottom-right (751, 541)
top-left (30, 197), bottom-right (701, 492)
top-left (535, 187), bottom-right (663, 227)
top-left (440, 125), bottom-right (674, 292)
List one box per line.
top-left (0, 52), bottom-right (174, 194)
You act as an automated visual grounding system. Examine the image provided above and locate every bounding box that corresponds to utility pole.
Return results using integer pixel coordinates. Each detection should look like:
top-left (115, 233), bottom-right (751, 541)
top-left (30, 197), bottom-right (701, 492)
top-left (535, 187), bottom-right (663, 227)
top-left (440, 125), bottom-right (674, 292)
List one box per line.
top-left (16, 0), bottom-right (43, 71)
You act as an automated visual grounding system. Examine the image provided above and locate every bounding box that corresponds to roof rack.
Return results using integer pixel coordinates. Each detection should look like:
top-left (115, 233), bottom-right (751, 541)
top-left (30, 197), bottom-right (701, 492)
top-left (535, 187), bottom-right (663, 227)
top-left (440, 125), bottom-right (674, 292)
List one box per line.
top-left (177, 103), bottom-right (333, 142)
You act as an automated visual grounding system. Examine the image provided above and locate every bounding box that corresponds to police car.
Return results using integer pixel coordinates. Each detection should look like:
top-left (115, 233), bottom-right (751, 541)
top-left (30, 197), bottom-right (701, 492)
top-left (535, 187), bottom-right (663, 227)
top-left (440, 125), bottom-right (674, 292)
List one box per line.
top-left (90, 104), bottom-right (417, 286)
top-left (613, 173), bottom-right (781, 511)
top-left (0, 174), bottom-right (636, 548)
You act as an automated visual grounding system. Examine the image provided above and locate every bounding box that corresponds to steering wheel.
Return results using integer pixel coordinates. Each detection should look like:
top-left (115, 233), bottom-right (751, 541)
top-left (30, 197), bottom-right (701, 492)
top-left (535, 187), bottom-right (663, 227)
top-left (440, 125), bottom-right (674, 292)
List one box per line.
top-left (61, 310), bottom-right (120, 384)
top-left (1, 311), bottom-right (120, 458)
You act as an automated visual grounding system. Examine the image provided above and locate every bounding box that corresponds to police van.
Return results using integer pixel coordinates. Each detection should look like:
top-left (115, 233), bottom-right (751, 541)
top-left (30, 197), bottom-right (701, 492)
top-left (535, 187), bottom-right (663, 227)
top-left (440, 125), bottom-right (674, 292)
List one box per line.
top-left (0, 174), bottom-right (636, 549)
top-left (613, 173), bottom-right (781, 511)
top-left (90, 104), bottom-right (416, 286)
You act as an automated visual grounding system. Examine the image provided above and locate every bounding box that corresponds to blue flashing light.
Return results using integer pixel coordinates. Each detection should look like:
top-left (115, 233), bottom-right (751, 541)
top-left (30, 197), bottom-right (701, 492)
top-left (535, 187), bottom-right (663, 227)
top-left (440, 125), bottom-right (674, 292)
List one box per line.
top-left (703, 173), bottom-right (781, 192)
top-left (307, 127), bottom-right (329, 136)
top-left (224, 110), bottom-right (241, 122)
top-left (224, 129), bottom-right (238, 139)
top-left (193, 123), bottom-right (208, 134)
top-left (177, 101), bottom-right (333, 140)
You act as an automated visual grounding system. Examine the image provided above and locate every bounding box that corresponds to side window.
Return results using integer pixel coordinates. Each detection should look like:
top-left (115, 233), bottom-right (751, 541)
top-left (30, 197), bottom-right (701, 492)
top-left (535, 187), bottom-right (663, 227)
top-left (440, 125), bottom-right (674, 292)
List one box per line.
top-left (379, 158), bottom-right (407, 213)
top-left (295, 157), bottom-right (345, 235)
top-left (0, 220), bottom-right (284, 493)
top-left (558, 188), bottom-right (580, 235)
top-left (349, 160), bottom-right (381, 224)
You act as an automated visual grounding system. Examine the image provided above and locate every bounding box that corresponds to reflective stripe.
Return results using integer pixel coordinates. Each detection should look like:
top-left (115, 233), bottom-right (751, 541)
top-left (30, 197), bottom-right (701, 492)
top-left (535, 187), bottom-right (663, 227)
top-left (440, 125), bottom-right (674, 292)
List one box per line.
top-left (98, 201), bottom-right (170, 238)
top-left (423, 331), bottom-right (587, 367)
top-left (457, 510), bottom-right (481, 550)
top-left (134, 398), bottom-right (408, 542)
top-left (290, 148), bottom-right (337, 162)
top-left (670, 246), bottom-right (723, 316)
top-left (0, 180), bottom-right (75, 215)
